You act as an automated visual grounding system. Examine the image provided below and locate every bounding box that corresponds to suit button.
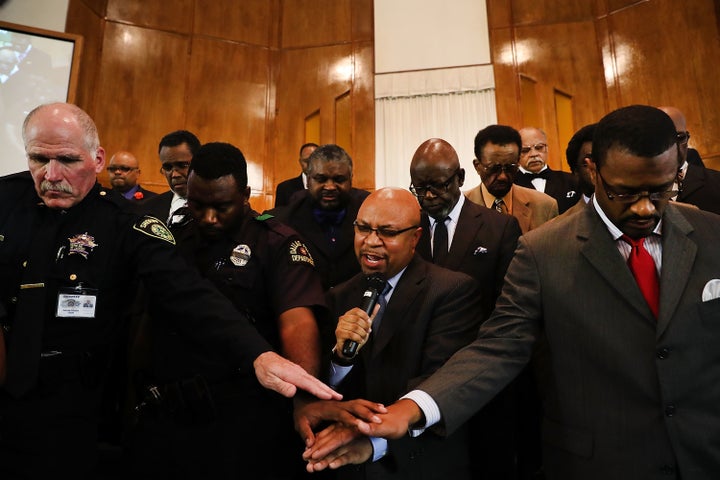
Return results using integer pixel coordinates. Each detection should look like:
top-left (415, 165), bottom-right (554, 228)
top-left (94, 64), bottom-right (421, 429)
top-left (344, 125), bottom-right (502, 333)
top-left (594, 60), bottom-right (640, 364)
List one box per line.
top-left (657, 347), bottom-right (670, 359)
top-left (665, 405), bottom-right (676, 417)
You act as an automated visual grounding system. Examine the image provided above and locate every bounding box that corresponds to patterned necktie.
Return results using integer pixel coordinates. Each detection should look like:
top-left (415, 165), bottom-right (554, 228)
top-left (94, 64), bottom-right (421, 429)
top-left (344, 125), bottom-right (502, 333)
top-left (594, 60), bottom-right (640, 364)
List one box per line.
top-left (493, 198), bottom-right (508, 214)
top-left (432, 217), bottom-right (449, 264)
top-left (621, 235), bottom-right (660, 318)
top-left (371, 283), bottom-right (392, 334)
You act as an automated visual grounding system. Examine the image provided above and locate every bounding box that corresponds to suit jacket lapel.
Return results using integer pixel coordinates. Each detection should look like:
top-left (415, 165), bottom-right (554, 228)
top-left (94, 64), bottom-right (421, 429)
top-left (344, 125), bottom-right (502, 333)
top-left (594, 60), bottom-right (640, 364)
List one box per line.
top-left (656, 206), bottom-right (696, 336)
top-left (418, 214), bottom-right (433, 259)
top-left (578, 207), bottom-right (655, 322)
top-left (370, 256), bottom-right (425, 357)
top-left (446, 202), bottom-right (484, 270)
top-left (511, 187), bottom-right (533, 233)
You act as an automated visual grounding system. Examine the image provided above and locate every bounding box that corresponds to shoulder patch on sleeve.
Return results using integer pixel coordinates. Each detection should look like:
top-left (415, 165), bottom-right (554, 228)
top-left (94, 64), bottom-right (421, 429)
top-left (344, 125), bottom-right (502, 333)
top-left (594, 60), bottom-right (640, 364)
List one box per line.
top-left (133, 216), bottom-right (176, 245)
top-left (288, 240), bottom-right (314, 266)
top-left (255, 213), bottom-right (274, 221)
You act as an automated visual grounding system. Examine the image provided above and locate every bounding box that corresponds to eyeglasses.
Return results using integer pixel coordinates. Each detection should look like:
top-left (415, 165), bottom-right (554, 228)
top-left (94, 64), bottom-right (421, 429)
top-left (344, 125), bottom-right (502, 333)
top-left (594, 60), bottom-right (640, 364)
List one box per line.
top-left (107, 166), bottom-right (137, 173)
top-left (597, 170), bottom-right (678, 204)
top-left (409, 171), bottom-right (459, 198)
top-left (520, 143), bottom-right (547, 155)
top-left (161, 161), bottom-right (191, 172)
top-left (478, 162), bottom-right (519, 176)
top-left (353, 221), bottom-right (419, 240)
top-left (676, 131), bottom-right (690, 145)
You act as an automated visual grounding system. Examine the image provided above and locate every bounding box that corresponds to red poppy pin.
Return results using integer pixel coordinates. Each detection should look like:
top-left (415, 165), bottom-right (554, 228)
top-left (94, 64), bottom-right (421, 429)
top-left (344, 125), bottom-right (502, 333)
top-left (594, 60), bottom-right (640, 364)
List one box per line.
top-left (134, 191), bottom-right (144, 200)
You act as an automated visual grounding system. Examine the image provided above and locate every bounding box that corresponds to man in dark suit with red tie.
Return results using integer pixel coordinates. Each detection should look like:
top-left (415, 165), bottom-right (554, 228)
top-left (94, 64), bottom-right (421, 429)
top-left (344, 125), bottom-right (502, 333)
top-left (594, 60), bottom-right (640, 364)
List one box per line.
top-left (515, 127), bottom-right (579, 214)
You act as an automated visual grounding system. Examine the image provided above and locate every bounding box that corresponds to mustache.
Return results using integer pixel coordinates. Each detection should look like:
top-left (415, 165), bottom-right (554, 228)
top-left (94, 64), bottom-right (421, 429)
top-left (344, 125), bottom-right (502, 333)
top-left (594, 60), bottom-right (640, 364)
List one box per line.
top-left (40, 181), bottom-right (72, 194)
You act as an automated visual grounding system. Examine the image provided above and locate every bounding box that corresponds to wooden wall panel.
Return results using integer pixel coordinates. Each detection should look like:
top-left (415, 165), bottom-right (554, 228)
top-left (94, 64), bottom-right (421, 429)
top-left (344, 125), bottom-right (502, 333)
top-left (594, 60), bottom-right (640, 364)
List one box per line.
top-left (66, 0), bottom-right (374, 209)
top-left (194, 0), bottom-right (278, 47)
top-left (281, 0), bottom-right (352, 47)
top-left (186, 37), bottom-right (271, 204)
top-left (349, 40), bottom-right (375, 191)
top-left (488, 0), bottom-right (720, 169)
top-left (273, 44), bottom-right (353, 186)
top-left (106, 0), bottom-right (194, 32)
top-left (65, 0), bottom-right (104, 114)
top-left (93, 23), bottom-right (191, 191)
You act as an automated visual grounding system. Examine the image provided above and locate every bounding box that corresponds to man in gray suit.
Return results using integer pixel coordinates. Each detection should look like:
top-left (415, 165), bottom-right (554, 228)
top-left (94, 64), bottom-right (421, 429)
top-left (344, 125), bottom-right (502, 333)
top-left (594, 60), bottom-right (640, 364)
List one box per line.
top-left (300, 105), bottom-right (720, 479)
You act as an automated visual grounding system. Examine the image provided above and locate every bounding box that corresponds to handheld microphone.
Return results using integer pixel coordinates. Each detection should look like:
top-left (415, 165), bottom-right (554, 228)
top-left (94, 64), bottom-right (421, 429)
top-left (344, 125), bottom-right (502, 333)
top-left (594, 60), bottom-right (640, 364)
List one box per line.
top-left (341, 273), bottom-right (387, 358)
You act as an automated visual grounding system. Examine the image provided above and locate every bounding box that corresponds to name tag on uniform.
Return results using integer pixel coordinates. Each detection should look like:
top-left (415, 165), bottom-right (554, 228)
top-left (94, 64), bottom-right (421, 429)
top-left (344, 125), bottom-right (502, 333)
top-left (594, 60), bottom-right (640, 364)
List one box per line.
top-left (56, 286), bottom-right (98, 318)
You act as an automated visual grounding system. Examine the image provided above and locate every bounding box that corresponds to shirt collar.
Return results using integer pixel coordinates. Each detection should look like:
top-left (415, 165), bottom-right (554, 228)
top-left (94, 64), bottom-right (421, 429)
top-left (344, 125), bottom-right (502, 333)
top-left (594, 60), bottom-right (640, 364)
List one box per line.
top-left (430, 194), bottom-right (464, 227)
top-left (480, 182), bottom-right (513, 212)
top-left (591, 194), bottom-right (662, 240)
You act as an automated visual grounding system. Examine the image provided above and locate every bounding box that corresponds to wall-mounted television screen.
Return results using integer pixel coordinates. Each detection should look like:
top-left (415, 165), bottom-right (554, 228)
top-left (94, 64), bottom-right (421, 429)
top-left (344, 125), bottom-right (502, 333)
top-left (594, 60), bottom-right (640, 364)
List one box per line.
top-left (0, 21), bottom-right (82, 176)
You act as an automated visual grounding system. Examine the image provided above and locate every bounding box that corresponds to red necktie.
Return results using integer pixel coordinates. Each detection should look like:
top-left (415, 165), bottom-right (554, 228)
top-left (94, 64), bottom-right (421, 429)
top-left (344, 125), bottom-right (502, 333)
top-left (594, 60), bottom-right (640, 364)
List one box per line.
top-left (621, 235), bottom-right (660, 318)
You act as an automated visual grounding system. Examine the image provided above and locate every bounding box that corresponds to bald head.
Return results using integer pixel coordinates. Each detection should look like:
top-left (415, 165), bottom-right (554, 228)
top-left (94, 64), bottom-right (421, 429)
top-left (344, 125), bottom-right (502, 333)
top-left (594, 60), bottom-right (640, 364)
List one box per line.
top-left (409, 138), bottom-right (464, 220)
top-left (354, 187), bottom-right (422, 277)
top-left (519, 127), bottom-right (548, 172)
top-left (23, 102), bottom-right (105, 209)
top-left (657, 106), bottom-right (689, 164)
top-left (108, 150), bottom-right (141, 193)
top-left (657, 106), bottom-right (687, 131)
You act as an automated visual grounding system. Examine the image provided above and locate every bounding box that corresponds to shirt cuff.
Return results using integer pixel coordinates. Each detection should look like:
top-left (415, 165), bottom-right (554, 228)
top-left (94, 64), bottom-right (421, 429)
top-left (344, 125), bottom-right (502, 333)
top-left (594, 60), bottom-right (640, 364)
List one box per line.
top-left (328, 359), bottom-right (353, 389)
top-left (370, 436), bottom-right (388, 462)
top-left (400, 390), bottom-right (440, 437)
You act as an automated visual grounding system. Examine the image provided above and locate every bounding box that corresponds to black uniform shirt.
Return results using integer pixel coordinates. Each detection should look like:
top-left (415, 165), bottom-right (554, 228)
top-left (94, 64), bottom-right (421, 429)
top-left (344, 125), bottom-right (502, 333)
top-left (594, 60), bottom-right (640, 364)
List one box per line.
top-left (0, 172), bottom-right (271, 387)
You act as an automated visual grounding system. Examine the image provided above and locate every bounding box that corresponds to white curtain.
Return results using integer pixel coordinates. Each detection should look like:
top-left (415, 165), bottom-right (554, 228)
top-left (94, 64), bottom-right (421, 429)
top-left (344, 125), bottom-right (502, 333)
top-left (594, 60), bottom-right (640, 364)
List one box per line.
top-left (374, 65), bottom-right (498, 190)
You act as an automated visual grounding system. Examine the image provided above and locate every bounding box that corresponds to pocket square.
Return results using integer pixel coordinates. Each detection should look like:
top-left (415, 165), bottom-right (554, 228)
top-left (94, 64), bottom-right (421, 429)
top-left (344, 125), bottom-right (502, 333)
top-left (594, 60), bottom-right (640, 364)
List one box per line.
top-left (473, 246), bottom-right (488, 255)
top-left (702, 279), bottom-right (720, 302)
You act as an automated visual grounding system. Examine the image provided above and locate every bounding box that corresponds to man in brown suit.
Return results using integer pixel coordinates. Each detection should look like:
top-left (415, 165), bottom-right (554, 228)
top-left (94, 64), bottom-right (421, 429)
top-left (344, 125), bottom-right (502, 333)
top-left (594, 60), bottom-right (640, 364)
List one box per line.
top-left (464, 124), bottom-right (558, 234)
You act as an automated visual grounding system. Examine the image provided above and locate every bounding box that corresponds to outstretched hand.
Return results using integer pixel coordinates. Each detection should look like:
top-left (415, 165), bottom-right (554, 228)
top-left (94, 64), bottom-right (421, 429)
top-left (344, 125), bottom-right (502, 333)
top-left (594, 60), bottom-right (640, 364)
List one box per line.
top-left (294, 398), bottom-right (387, 447)
top-left (304, 423), bottom-right (373, 472)
top-left (253, 351), bottom-right (341, 400)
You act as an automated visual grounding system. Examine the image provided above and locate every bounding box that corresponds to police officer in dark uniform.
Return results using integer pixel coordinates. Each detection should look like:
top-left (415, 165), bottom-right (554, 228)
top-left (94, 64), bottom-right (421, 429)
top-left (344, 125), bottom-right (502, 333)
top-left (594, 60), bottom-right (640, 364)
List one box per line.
top-left (0, 103), bottom-right (339, 479)
top-left (129, 142), bottom-right (329, 479)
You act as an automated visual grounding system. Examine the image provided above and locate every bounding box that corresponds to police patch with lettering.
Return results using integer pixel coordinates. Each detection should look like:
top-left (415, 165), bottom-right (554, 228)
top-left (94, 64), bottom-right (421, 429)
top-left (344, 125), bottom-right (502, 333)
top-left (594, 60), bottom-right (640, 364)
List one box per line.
top-left (133, 216), bottom-right (176, 244)
top-left (288, 240), bottom-right (314, 266)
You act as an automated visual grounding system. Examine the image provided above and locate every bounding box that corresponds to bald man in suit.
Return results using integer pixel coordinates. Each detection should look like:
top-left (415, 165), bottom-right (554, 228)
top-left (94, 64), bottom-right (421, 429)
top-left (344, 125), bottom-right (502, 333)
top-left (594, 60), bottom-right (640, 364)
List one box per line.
top-left (409, 138), bottom-right (522, 478)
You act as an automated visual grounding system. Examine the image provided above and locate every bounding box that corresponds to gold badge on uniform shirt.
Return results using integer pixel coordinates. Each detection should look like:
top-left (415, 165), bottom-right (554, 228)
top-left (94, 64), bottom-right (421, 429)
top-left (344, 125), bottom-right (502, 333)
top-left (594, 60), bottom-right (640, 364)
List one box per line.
top-left (230, 244), bottom-right (251, 266)
top-left (289, 240), bottom-right (315, 266)
top-left (68, 233), bottom-right (98, 259)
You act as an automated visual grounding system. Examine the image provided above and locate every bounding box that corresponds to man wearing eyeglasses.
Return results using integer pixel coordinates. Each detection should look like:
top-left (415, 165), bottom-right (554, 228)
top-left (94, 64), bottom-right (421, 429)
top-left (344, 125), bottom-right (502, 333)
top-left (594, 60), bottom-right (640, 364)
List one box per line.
top-left (138, 130), bottom-right (201, 227)
top-left (465, 124), bottom-right (558, 234)
top-left (297, 187), bottom-right (483, 480)
top-left (658, 106), bottom-right (720, 215)
top-left (559, 123), bottom-right (597, 218)
top-left (409, 138), bottom-right (522, 478)
top-left (302, 105), bottom-right (720, 480)
top-left (107, 150), bottom-right (157, 201)
top-left (514, 127), bottom-right (580, 214)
